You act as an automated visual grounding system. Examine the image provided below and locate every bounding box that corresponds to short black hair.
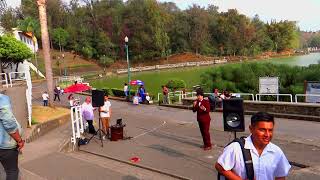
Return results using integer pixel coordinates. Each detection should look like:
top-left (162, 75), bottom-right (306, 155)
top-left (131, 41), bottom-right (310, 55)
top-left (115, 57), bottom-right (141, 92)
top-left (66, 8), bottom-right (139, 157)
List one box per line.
top-left (251, 112), bottom-right (274, 126)
top-left (196, 88), bottom-right (204, 96)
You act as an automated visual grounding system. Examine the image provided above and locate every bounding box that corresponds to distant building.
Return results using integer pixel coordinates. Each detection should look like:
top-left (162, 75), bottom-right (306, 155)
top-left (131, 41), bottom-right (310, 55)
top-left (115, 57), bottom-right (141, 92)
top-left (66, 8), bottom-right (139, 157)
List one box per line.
top-left (12, 28), bottom-right (39, 53)
top-left (1, 27), bottom-right (44, 77)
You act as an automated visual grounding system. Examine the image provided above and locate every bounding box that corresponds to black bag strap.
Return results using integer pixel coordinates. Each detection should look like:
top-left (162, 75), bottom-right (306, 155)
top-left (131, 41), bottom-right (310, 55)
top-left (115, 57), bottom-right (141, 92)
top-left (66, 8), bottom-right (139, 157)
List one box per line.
top-left (217, 137), bottom-right (254, 180)
top-left (233, 137), bottom-right (254, 180)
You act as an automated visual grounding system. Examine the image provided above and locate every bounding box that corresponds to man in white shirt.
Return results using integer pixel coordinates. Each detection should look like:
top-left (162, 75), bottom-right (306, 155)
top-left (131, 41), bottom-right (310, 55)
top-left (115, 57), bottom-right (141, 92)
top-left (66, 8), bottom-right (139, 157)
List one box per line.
top-left (215, 112), bottom-right (291, 180)
top-left (42, 91), bottom-right (49, 106)
top-left (99, 94), bottom-right (111, 140)
top-left (81, 97), bottom-right (96, 134)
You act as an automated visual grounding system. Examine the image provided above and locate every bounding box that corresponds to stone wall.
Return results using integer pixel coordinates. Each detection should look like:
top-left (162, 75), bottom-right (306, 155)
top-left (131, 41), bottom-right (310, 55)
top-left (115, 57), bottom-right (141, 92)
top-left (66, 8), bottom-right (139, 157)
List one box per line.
top-left (3, 86), bottom-right (28, 134)
top-left (243, 101), bottom-right (320, 121)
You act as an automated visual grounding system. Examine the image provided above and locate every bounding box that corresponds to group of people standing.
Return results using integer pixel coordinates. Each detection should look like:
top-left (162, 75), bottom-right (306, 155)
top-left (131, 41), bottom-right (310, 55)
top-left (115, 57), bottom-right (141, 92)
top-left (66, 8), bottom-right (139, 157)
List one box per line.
top-left (41, 86), bottom-right (63, 107)
top-left (192, 88), bottom-right (291, 179)
top-left (124, 83), bottom-right (151, 104)
top-left (81, 94), bottom-right (111, 140)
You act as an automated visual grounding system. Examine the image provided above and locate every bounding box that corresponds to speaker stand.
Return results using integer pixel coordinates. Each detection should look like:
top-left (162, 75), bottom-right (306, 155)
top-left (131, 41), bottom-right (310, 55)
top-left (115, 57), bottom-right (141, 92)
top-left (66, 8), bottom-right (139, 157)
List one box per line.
top-left (87, 113), bottom-right (106, 147)
top-left (234, 131), bottom-right (237, 139)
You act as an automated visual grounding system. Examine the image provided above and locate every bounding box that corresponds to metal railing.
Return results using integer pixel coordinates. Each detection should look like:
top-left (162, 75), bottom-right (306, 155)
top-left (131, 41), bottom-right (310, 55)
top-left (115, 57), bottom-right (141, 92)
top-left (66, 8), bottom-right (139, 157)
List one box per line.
top-left (295, 94), bottom-right (320, 103)
top-left (70, 106), bottom-right (84, 146)
top-left (231, 93), bottom-right (255, 101)
top-left (0, 73), bottom-right (9, 88)
top-left (8, 72), bottom-right (27, 87)
top-left (256, 93), bottom-right (293, 102)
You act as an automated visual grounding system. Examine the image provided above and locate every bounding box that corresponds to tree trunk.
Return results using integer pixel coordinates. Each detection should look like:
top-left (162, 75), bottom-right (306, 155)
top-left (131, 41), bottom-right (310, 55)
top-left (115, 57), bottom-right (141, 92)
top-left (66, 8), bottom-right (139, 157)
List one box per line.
top-left (0, 59), bottom-right (2, 82)
top-left (37, 0), bottom-right (54, 107)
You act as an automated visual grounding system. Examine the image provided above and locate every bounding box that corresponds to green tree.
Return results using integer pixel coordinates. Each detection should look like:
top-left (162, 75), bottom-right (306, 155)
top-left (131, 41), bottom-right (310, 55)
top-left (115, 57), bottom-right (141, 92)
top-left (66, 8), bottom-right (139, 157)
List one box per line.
top-left (309, 35), bottom-right (320, 47)
top-left (99, 55), bottom-right (114, 73)
top-left (0, 8), bottom-right (18, 32)
top-left (0, 35), bottom-right (33, 73)
top-left (52, 27), bottom-right (69, 51)
top-left (186, 5), bottom-right (209, 54)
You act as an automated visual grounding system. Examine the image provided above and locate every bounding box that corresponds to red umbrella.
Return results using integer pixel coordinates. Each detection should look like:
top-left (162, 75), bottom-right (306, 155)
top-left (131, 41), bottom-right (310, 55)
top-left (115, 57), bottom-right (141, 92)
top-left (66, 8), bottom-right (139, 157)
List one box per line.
top-left (64, 83), bottom-right (91, 93)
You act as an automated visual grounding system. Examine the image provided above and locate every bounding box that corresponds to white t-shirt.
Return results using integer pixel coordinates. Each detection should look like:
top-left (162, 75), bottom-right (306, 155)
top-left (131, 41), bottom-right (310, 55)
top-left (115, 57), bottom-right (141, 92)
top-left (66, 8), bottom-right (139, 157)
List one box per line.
top-left (42, 93), bottom-right (49, 100)
top-left (69, 99), bottom-right (74, 107)
top-left (217, 135), bottom-right (291, 180)
top-left (124, 85), bottom-right (128, 92)
top-left (100, 100), bottom-right (111, 117)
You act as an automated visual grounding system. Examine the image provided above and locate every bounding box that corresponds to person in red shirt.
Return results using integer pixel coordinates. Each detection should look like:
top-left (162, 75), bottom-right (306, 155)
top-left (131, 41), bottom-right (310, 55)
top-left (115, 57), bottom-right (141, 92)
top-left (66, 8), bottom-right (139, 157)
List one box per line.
top-left (192, 89), bottom-right (212, 150)
top-left (162, 85), bottom-right (169, 104)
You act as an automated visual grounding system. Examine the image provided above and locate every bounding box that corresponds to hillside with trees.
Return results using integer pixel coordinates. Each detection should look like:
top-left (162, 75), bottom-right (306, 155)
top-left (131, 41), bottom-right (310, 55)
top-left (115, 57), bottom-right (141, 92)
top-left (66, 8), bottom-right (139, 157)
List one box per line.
top-left (1, 0), bottom-right (302, 64)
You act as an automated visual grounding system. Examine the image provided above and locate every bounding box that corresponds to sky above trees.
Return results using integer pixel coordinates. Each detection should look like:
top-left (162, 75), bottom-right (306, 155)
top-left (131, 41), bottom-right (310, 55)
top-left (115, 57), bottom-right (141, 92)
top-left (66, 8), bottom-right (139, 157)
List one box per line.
top-left (7, 0), bottom-right (320, 31)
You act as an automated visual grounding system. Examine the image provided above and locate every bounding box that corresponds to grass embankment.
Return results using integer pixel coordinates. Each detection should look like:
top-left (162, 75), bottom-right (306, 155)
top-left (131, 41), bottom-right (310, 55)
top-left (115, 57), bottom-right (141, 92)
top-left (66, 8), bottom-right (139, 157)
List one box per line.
top-left (32, 105), bottom-right (70, 124)
top-left (30, 49), bottom-right (102, 78)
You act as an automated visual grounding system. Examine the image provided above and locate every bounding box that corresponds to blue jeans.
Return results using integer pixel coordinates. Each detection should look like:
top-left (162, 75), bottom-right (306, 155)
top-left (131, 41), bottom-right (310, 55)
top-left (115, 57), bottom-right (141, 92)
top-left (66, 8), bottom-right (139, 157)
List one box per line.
top-left (0, 149), bottom-right (19, 180)
top-left (43, 100), bottom-right (48, 106)
top-left (124, 91), bottom-right (128, 97)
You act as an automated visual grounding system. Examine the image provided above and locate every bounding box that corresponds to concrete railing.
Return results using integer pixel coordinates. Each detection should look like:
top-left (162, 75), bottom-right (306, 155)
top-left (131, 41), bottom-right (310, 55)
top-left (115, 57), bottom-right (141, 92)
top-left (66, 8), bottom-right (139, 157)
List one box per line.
top-left (57, 76), bottom-right (83, 83)
top-left (116, 59), bottom-right (228, 74)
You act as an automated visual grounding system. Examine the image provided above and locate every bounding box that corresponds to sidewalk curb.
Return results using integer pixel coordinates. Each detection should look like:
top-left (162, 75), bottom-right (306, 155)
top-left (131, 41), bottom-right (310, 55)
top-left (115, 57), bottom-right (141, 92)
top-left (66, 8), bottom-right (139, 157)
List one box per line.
top-left (78, 149), bottom-right (192, 180)
top-left (26, 113), bottom-right (70, 143)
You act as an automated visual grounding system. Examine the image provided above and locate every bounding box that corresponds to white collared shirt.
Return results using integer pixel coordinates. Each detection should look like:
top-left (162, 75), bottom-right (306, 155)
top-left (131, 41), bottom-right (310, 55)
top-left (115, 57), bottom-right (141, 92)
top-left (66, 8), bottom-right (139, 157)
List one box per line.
top-left (217, 135), bottom-right (291, 180)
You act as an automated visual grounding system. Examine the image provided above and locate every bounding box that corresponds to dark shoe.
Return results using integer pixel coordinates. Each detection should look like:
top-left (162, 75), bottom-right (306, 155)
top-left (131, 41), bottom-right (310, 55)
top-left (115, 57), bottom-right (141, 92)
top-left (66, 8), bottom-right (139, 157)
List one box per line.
top-left (203, 146), bottom-right (212, 151)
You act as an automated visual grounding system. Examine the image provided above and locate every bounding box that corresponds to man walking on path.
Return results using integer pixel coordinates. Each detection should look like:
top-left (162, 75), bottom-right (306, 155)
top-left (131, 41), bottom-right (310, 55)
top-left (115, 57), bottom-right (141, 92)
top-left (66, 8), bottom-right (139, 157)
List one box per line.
top-left (215, 112), bottom-right (291, 180)
top-left (192, 89), bottom-right (212, 151)
top-left (54, 86), bottom-right (60, 101)
top-left (0, 92), bottom-right (24, 180)
top-left (162, 85), bottom-right (169, 104)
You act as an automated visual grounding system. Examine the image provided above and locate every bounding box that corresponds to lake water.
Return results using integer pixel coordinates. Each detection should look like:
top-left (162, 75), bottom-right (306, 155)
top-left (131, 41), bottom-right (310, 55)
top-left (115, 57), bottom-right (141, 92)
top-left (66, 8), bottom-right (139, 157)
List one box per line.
top-left (267, 52), bottom-right (320, 67)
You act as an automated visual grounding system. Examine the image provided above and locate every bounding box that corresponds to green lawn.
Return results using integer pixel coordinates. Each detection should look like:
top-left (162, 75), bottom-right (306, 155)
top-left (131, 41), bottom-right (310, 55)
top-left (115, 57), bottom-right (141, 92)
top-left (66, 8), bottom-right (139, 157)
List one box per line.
top-left (89, 66), bottom-right (215, 97)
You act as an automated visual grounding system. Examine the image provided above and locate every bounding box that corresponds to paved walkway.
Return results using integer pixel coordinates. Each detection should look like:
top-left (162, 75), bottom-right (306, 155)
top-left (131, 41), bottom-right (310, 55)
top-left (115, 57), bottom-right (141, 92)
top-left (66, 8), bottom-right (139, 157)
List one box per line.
top-left (78, 100), bottom-right (320, 180)
top-left (2, 81), bottom-right (318, 179)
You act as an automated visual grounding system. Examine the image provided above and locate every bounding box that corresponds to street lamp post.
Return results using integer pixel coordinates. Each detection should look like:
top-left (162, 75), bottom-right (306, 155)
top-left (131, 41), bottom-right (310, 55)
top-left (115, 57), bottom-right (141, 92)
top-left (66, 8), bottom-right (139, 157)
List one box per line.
top-left (125, 36), bottom-right (131, 100)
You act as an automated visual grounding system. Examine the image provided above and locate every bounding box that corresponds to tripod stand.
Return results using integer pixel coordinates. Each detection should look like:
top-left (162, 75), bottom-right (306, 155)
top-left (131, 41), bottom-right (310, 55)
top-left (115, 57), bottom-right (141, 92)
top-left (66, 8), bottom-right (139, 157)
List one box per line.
top-left (88, 113), bottom-right (107, 147)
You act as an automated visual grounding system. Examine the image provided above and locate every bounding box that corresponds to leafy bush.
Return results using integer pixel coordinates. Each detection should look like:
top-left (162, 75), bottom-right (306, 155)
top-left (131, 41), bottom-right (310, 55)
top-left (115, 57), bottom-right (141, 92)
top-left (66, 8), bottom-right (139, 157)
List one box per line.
top-left (111, 88), bottom-right (135, 97)
top-left (101, 88), bottom-right (111, 96)
top-left (81, 46), bottom-right (96, 59)
top-left (201, 62), bottom-right (320, 94)
top-left (166, 79), bottom-right (186, 91)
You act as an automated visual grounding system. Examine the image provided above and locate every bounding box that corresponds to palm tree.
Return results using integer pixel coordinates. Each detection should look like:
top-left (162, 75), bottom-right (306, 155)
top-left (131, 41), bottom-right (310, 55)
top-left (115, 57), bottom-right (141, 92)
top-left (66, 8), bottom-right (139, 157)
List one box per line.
top-left (37, 0), bottom-right (54, 107)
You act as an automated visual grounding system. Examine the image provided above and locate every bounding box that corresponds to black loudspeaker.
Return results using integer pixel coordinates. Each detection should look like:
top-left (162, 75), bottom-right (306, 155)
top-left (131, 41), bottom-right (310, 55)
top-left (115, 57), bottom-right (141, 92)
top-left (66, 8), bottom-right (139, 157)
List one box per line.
top-left (92, 90), bottom-right (105, 107)
top-left (223, 98), bottom-right (245, 132)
